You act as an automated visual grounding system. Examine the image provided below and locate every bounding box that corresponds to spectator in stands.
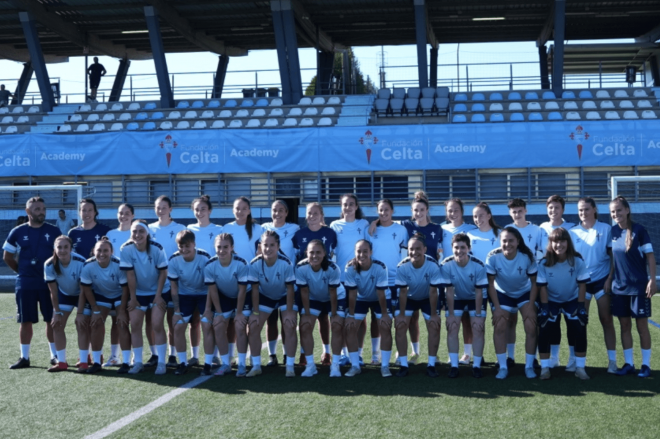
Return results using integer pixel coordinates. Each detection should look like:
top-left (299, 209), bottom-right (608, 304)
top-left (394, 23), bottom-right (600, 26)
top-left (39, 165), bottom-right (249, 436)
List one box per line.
top-left (56, 209), bottom-right (75, 235)
top-left (0, 84), bottom-right (12, 107)
top-left (87, 57), bottom-right (106, 101)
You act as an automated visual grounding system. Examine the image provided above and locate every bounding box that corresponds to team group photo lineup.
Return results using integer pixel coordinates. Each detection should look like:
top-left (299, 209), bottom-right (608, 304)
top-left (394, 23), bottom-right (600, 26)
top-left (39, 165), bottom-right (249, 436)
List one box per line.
top-left (3, 189), bottom-right (656, 382)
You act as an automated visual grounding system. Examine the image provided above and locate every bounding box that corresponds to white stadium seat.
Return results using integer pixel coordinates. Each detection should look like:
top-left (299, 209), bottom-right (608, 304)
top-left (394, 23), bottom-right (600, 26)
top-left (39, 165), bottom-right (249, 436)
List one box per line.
top-left (16, 115), bottom-right (29, 123)
top-left (58, 124), bottom-right (72, 132)
top-left (566, 112), bottom-right (580, 120)
top-left (229, 120), bottom-right (243, 128)
top-left (619, 100), bottom-right (634, 109)
top-left (637, 100), bottom-right (652, 108)
top-left (289, 108), bottom-right (303, 116)
top-left (312, 97), bottom-right (326, 105)
top-left (159, 121), bottom-right (173, 130)
top-left (595, 90), bottom-right (610, 98)
top-left (614, 90), bottom-right (628, 98)
top-left (168, 111), bottom-right (181, 119)
top-left (111, 103), bottom-right (123, 111)
top-left (193, 121), bottom-right (207, 129)
top-left (118, 113), bottom-right (132, 121)
top-left (184, 111), bottom-right (198, 119)
top-left (92, 123), bottom-right (106, 132)
top-left (211, 120), bottom-right (225, 128)
top-left (5, 125), bottom-right (17, 134)
top-left (641, 110), bottom-right (657, 119)
top-left (86, 114), bottom-right (100, 122)
top-left (109, 123), bottom-right (123, 131)
top-left (303, 107), bottom-right (318, 116)
top-left (76, 124), bottom-right (90, 132)
top-left (78, 104), bottom-right (91, 112)
top-left (544, 101), bottom-right (559, 110)
top-left (102, 113), bottom-right (115, 121)
top-left (269, 108), bottom-right (284, 117)
top-left (252, 109), bottom-right (266, 117)
top-left (327, 97), bottom-right (341, 105)
top-left (321, 107), bottom-right (336, 115)
top-left (1, 116), bottom-right (13, 124)
top-left (633, 89), bottom-right (648, 97)
top-left (269, 98), bottom-right (283, 106)
top-left (489, 103), bottom-right (503, 112)
top-left (246, 119), bottom-right (261, 128)
top-left (201, 110), bottom-right (215, 118)
top-left (283, 118), bottom-right (297, 127)
top-left (175, 121), bottom-right (190, 129)
top-left (527, 102), bottom-right (541, 111)
top-left (582, 101), bottom-right (596, 109)
top-left (563, 101), bottom-right (578, 110)
top-left (264, 118), bottom-right (279, 127)
top-left (623, 111), bottom-right (638, 119)
top-left (600, 100), bottom-right (615, 109)
top-left (127, 103), bottom-right (140, 111)
top-left (95, 103), bottom-right (108, 112)
top-left (28, 106), bottom-right (40, 113)
top-left (299, 97), bottom-right (312, 105)
top-left (318, 117), bottom-right (333, 126)
top-left (219, 110), bottom-right (232, 118)
top-left (586, 111), bottom-right (601, 120)
top-left (508, 102), bottom-right (522, 111)
top-left (236, 109), bottom-right (250, 117)
top-left (300, 118), bottom-right (314, 126)
top-left (605, 111), bottom-right (620, 120)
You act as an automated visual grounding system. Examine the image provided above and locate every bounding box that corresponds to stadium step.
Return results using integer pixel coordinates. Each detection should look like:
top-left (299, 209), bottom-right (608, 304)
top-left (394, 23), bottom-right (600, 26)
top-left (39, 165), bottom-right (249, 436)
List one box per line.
top-left (51, 104), bottom-right (81, 114)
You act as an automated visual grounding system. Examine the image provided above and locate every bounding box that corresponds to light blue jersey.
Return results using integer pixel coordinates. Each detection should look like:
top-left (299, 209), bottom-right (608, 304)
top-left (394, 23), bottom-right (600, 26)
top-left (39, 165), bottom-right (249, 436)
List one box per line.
top-left (569, 222), bottom-right (612, 282)
top-left (248, 255), bottom-right (295, 300)
top-left (505, 222), bottom-right (543, 261)
top-left (485, 249), bottom-right (538, 298)
top-left (222, 222), bottom-right (263, 262)
top-left (119, 241), bottom-right (168, 296)
top-left (149, 221), bottom-right (187, 258)
top-left (538, 221), bottom-right (575, 256)
top-left (106, 229), bottom-right (131, 258)
top-left (261, 222), bottom-right (300, 263)
top-left (204, 255), bottom-right (249, 299)
top-left (44, 252), bottom-right (86, 296)
top-left (80, 256), bottom-right (127, 299)
top-left (186, 223), bottom-right (224, 257)
top-left (167, 249), bottom-right (211, 295)
top-left (330, 218), bottom-right (369, 282)
top-left (367, 222), bottom-right (408, 286)
top-left (440, 256), bottom-right (489, 300)
top-left (395, 255), bottom-right (442, 301)
top-left (537, 256), bottom-right (590, 302)
top-left (344, 259), bottom-right (389, 301)
top-left (295, 259), bottom-right (345, 301)
top-left (467, 228), bottom-right (501, 262)
top-left (441, 223), bottom-right (477, 260)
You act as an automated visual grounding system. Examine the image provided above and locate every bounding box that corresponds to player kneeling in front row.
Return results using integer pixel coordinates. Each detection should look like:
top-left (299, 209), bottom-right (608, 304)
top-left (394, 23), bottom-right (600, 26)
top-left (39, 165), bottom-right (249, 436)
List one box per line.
top-left (441, 234), bottom-right (488, 379)
top-left (537, 228), bottom-right (591, 380)
top-left (296, 240), bottom-right (346, 378)
top-left (168, 230), bottom-right (211, 376)
top-left (394, 234), bottom-right (443, 378)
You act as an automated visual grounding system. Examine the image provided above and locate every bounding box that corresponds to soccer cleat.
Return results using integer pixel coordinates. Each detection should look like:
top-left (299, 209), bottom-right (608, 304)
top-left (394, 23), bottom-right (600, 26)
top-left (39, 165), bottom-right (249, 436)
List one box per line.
top-left (50, 357), bottom-right (58, 366)
top-left (187, 357), bottom-right (200, 367)
top-left (472, 367), bottom-right (483, 379)
top-left (235, 365), bottom-right (247, 378)
top-left (266, 355), bottom-right (279, 367)
top-left (211, 356), bottom-right (221, 366)
top-left (371, 354), bottom-right (380, 366)
top-left (200, 364), bottom-right (213, 376)
top-left (565, 357), bottom-right (577, 372)
top-left (395, 366), bottom-right (409, 378)
top-left (540, 367), bottom-right (551, 380)
top-left (128, 362), bottom-right (144, 374)
top-left (548, 357), bottom-right (561, 369)
top-left (615, 363), bottom-right (636, 376)
top-left (117, 363), bottom-right (130, 374)
top-left (174, 363), bottom-right (188, 375)
top-left (155, 363), bottom-right (167, 375)
top-left (525, 367), bottom-right (537, 379)
top-left (246, 367), bottom-right (262, 377)
top-left (458, 354), bottom-right (471, 365)
top-left (495, 368), bottom-right (508, 380)
top-left (321, 353), bottom-right (332, 366)
top-left (298, 354), bottom-right (307, 367)
top-left (638, 365), bottom-right (651, 378)
top-left (145, 355), bottom-right (158, 368)
top-left (575, 367), bottom-right (590, 380)
top-left (409, 353), bottom-right (420, 365)
top-left (48, 362), bottom-right (68, 372)
top-left (427, 366), bottom-right (439, 378)
top-left (285, 366), bottom-right (296, 378)
top-left (344, 366), bottom-right (361, 377)
top-left (166, 355), bottom-right (178, 368)
top-left (103, 355), bottom-right (121, 367)
top-left (214, 364), bottom-right (232, 376)
top-left (10, 357), bottom-right (30, 370)
top-left (607, 360), bottom-right (618, 374)
top-left (76, 363), bottom-right (89, 373)
top-left (329, 365), bottom-right (342, 378)
top-left (87, 363), bottom-right (103, 374)
top-left (448, 367), bottom-right (460, 378)
top-left (301, 364), bottom-right (318, 377)
top-left (381, 366), bottom-right (392, 378)
top-left (338, 355), bottom-right (350, 367)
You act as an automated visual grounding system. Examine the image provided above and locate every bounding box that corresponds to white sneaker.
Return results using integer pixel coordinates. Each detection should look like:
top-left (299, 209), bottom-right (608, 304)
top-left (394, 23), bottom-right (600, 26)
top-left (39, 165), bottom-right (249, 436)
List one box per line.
top-left (540, 367), bottom-right (551, 380)
top-left (409, 353), bottom-right (420, 365)
top-left (495, 368), bottom-right (508, 379)
top-left (575, 367), bottom-right (590, 380)
top-left (285, 366), bottom-right (296, 377)
top-left (565, 357), bottom-right (577, 372)
top-left (548, 357), bottom-right (561, 369)
top-left (103, 355), bottom-right (121, 367)
top-left (329, 365), bottom-right (341, 378)
top-left (301, 364), bottom-right (318, 377)
top-left (525, 367), bottom-right (537, 379)
top-left (607, 360), bottom-right (618, 374)
top-left (381, 366), bottom-right (392, 377)
top-left (128, 362), bottom-right (143, 374)
top-left (459, 354), bottom-right (471, 365)
top-left (345, 366), bottom-right (361, 377)
top-left (246, 367), bottom-right (262, 377)
top-left (155, 363), bottom-right (167, 375)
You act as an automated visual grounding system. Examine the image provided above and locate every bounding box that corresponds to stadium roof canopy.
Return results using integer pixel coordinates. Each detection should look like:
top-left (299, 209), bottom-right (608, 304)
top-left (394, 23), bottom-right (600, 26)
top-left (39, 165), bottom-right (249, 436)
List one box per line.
top-left (1, 0), bottom-right (660, 63)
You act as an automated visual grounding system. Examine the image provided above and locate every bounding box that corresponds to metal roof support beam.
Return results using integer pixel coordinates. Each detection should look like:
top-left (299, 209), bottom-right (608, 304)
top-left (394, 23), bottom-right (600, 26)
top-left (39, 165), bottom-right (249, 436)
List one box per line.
top-left (271, 0), bottom-right (302, 105)
top-left (212, 55), bottom-right (229, 99)
top-left (636, 22), bottom-right (660, 43)
top-left (413, 0), bottom-right (429, 88)
top-left (551, 0), bottom-right (565, 96)
top-left (144, 6), bottom-right (174, 108)
top-left (109, 58), bottom-right (131, 102)
top-left (316, 51), bottom-right (334, 95)
top-left (539, 45), bottom-right (550, 90)
top-left (429, 47), bottom-right (438, 88)
top-left (18, 12), bottom-right (54, 112)
top-left (11, 61), bottom-right (33, 105)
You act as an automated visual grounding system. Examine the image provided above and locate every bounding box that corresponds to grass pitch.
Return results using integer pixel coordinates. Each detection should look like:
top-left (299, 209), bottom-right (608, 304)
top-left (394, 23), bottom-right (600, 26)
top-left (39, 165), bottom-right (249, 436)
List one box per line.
top-left (0, 293), bottom-right (658, 439)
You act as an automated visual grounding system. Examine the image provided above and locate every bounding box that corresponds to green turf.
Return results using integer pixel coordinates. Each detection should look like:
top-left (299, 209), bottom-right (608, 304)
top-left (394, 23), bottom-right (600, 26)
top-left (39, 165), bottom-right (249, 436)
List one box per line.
top-left (0, 293), bottom-right (659, 439)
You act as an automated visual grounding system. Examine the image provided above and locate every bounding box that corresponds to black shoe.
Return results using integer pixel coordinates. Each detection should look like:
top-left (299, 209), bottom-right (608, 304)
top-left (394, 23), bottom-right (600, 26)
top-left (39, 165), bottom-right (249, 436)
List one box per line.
top-left (87, 362), bottom-right (103, 374)
top-left (266, 354), bottom-right (279, 367)
top-left (472, 367), bottom-right (483, 378)
top-left (10, 357), bottom-right (30, 370)
top-left (395, 366), bottom-right (409, 377)
top-left (200, 364), bottom-right (213, 376)
top-left (50, 357), bottom-right (58, 366)
top-left (187, 357), bottom-right (200, 367)
top-left (166, 355), bottom-right (178, 368)
top-left (507, 357), bottom-right (516, 369)
top-left (145, 355), bottom-right (158, 368)
top-left (448, 367), bottom-right (460, 378)
top-left (117, 363), bottom-right (130, 374)
top-left (426, 365), bottom-right (439, 377)
top-left (175, 363), bottom-right (188, 375)
top-left (533, 358), bottom-right (541, 370)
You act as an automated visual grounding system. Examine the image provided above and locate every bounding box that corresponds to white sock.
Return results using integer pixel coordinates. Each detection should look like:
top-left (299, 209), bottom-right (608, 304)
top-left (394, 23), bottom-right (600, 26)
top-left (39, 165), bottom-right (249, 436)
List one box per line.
top-left (449, 353), bottom-right (459, 367)
top-left (169, 345), bottom-right (176, 356)
top-left (497, 353), bottom-right (508, 370)
top-left (624, 348), bottom-right (634, 365)
top-left (79, 349), bottom-right (89, 364)
top-left (381, 350), bottom-right (392, 366)
top-left (607, 350), bottom-right (617, 361)
top-left (149, 345), bottom-right (156, 355)
top-left (177, 352), bottom-right (187, 365)
top-left (541, 359), bottom-right (550, 368)
top-left (122, 350), bottom-right (131, 364)
top-left (576, 357), bottom-right (586, 368)
top-left (204, 354), bottom-right (214, 365)
top-left (268, 340), bottom-right (278, 355)
top-left (286, 356), bottom-right (295, 367)
top-left (111, 344), bottom-right (119, 357)
top-left (342, 346), bottom-right (349, 356)
top-left (641, 349), bottom-right (651, 367)
top-left (550, 345), bottom-right (560, 358)
top-left (238, 353), bottom-right (247, 367)
top-left (156, 344), bottom-right (167, 364)
top-left (332, 354), bottom-right (341, 364)
top-left (399, 356), bottom-right (409, 367)
top-left (56, 349), bottom-right (67, 364)
top-left (323, 344), bottom-right (331, 354)
top-left (428, 356), bottom-right (436, 367)
top-left (306, 355), bottom-right (314, 365)
top-left (133, 347), bottom-right (143, 363)
top-left (507, 343), bottom-right (516, 360)
top-left (20, 344), bottom-right (30, 359)
top-left (252, 355), bottom-right (262, 368)
top-left (191, 346), bottom-right (199, 359)
top-left (371, 337), bottom-right (381, 354)
top-left (525, 353), bottom-right (535, 368)
top-left (49, 342), bottom-right (57, 358)
top-left (221, 354), bottom-right (230, 365)
top-left (228, 343), bottom-right (235, 358)
top-left (92, 350), bottom-right (102, 365)
top-left (473, 356), bottom-right (482, 368)
top-left (412, 342), bottom-right (420, 355)
top-left (349, 352), bottom-right (360, 367)
top-left (463, 344), bottom-right (472, 356)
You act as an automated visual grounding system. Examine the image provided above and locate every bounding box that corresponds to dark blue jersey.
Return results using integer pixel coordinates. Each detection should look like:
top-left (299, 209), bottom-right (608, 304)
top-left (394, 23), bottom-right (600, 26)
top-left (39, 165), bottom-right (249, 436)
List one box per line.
top-left (68, 223), bottom-right (112, 259)
top-left (292, 226), bottom-right (338, 262)
top-left (400, 219), bottom-right (442, 259)
top-left (3, 223), bottom-right (62, 291)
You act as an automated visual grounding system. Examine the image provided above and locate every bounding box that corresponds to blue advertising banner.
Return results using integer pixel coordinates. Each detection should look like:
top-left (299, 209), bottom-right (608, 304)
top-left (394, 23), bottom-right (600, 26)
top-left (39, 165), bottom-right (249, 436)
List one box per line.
top-left (1, 120), bottom-right (659, 177)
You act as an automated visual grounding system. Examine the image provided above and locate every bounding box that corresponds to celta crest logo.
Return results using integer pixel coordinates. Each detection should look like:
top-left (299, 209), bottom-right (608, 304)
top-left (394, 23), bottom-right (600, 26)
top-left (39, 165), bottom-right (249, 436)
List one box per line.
top-left (359, 129), bottom-right (378, 164)
top-left (569, 125), bottom-right (589, 160)
top-left (159, 134), bottom-right (178, 167)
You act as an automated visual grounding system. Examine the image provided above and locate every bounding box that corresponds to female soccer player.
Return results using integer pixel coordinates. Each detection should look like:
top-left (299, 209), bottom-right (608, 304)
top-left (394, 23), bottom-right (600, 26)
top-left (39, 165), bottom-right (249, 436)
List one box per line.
top-left (106, 204), bottom-right (134, 258)
top-left (569, 197), bottom-right (617, 373)
top-left (537, 228), bottom-right (590, 380)
top-left (609, 196), bottom-right (656, 378)
top-left (80, 238), bottom-right (131, 374)
top-left (204, 233), bottom-right (250, 377)
top-left (344, 240), bottom-right (390, 377)
top-left (44, 236), bottom-right (90, 372)
top-left (246, 231), bottom-right (296, 377)
top-left (486, 227), bottom-right (538, 379)
top-left (68, 198), bottom-right (111, 258)
top-left (394, 234), bottom-right (443, 378)
top-left (121, 220), bottom-right (169, 374)
top-left (167, 230), bottom-right (211, 375)
top-left (187, 195), bottom-right (224, 256)
top-left (296, 239), bottom-right (346, 377)
top-left (441, 233), bottom-right (488, 378)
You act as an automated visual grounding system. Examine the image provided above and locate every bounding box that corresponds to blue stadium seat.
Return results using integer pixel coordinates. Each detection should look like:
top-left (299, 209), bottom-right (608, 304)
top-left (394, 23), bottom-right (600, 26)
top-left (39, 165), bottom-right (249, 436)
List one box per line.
top-left (542, 91), bottom-right (556, 99)
top-left (241, 99), bottom-right (254, 107)
top-left (454, 93), bottom-right (468, 101)
top-left (524, 92), bottom-right (538, 100)
top-left (490, 113), bottom-right (504, 122)
top-left (489, 92), bottom-right (503, 101)
top-left (528, 112), bottom-right (543, 121)
top-left (453, 103), bottom-right (467, 112)
top-left (208, 100), bottom-right (220, 108)
top-left (436, 87), bottom-right (449, 98)
top-left (176, 101), bottom-right (189, 109)
top-left (471, 103), bottom-right (485, 112)
top-left (255, 98), bottom-right (269, 107)
top-left (191, 101), bottom-right (204, 108)
top-left (471, 114), bottom-right (486, 122)
top-left (144, 102), bottom-right (157, 110)
top-left (472, 93), bottom-right (485, 101)
top-left (508, 92), bottom-right (522, 100)
top-left (452, 114), bottom-right (467, 123)
top-left (126, 122), bottom-right (139, 131)
top-left (224, 100), bottom-right (238, 108)
top-left (407, 87), bottom-right (421, 99)
top-left (548, 112), bottom-right (563, 121)
top-left (135, 112), bottom-right (148, 120)
top-left (151, 112), bottom-right (164, 120)
top-left (142, 121), bottom-right (156, 130)
top-left (377, 89), bottom-right (391, 99)
top-left (562, 91), bottom-right (576, 99)
top-left (510, 113), bottom-right (525, 122)
top-left (578, 90), bottom-right (593, 99)
top-left (421, 87), bottom-right (435, 98)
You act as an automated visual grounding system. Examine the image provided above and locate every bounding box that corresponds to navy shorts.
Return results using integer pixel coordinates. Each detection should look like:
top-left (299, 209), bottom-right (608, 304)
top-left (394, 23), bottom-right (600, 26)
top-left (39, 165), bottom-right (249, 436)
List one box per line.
top-left (388, 286), bottom-right (400, 313)
top-left (178, 294), bottom-right (207, 323)
top-left (16, 288), bottom-right (53, 323)
top-left (354, 299), bottom-right (392, 320)
top-left (493, 291), bottom-right (535, 313)
top-left (611, 293), bottom-right (652, 319)
top-left (258, 293), bottom-right (297, 314)
top-left (547, 299), bottom-right (580, 321)
top-left (301, 298), bottom-right (347, 318)
top-left (396, 297), bottom-right (438, 320)
top-left (162, 291), bottom-right (174, 308)
top-left (212, 292), bottom-right (252, 319)
top-left (57, 291), bottom-right (90, 314)
top-left (586, 276), bottom-right (608, 301)
top-left (94, 292), bottom-right (122, 310)
top-left (447, 298), bottom-right (487, 318)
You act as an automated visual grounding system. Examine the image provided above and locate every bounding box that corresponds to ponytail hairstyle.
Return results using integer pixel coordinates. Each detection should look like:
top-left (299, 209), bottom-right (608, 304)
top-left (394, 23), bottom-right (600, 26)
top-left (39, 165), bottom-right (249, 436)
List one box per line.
top-left (132, 219), bottom-right (151, 254)
top-left (411, 190), bottom-right (432, 223)
top-left (545, 227), bottom-right (581, 267)
top-left (79, 197), bottom-right (99, 221)
top-left (375, 198), bottom-right (394, 227)
top-left (408, 232), bottom-right (428, 251)
top-left (93, 236), bottom-right (114, 261)
top-left (234, 196), bottom-right (255, 240)
top-left (474, 202), bottom-right (501, 237)
top-left (444, 198), bottom-right (465, 224)
top-left (307, 239), bottom-right (330, 271)
top-left (192, 194), bottom-right (212, 211)
top-left (52, 235), bottom-right (73, 276)
top-left (501, 226), bottom-right (535, 263)
top-left (260, 230), bottom-right (281, 281)
top-left (155, 195), bottom-right (173, 218)
top-left (271, 199), bottom-right (289, 223)
top-left (339, 193), bottom-right (365, 220)
top-left (119, 203), bottom-right (135, 215)
top-left (611, 196), bottom-right (634, 251)
top-left (305, 202), bottom-right (326, 226)
top-left (451, 232), bottom-right (471, 249)
top-left (578, 196), bottom-right (598, 221)
top-left (348, 239), bottom-right (372, 274)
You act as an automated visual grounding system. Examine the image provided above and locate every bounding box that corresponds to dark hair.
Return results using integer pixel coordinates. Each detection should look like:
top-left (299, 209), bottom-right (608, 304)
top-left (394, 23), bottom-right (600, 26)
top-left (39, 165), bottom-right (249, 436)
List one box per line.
top-left (339, 193), bottom-right (365, 220)
top-left (408, 232), bottom-right (427, 249)
top-left (474, 202), bottom-right (501, 237)
top-left (307, 239), bottom-right (330, 271)
top-left (411, 191), bottom-right (433, 223)
top-left (348, 239), bottom-right (372, 273)
top-left (546, 194), bottom-right (565, 209)
top-left (26, 196), bottom-right (45, 208)
top-left (131, 219), bottom-right (151, 254)
top-left (15, 216), bottom-right (27, 226)
top-left (451, 232), bottom-right (471, 249)
top-left (79, 198), bottom-right (99, 220)
top-left (235, 196), bottom-right (256, 240)
top-left (376, 198), bottom-right (394, 227)
top-left (52, 235), bottom-right (73, 275)
top-left (611, 196), bottom-right (634, 251)
top-left (93, 236), bottom-right (114, 258)
top-left (272, 199), bottom-right (289, 214)
top-left (544, 227), bottom-right (581, 267)
top-left (192, 194), bottom-right (212, 211)
top-left (578, 196), bottom-right (598, 221)
top-left (501, 226), bottom-right (535, 263)
top-left (58, 209), bottom-right (65, 214)
top-left (155, 195), bottom-right (173, 219)
top-left (215, 232), bottom-right (235, 248)
top-left (260, 230), bottom-right (281, 281)
top-left (119, 203), bottom-right (135, 215)
top-left (444, 198), bottom-right (465, 223)
top-left (176, 229), bottom-right (196, 246)
top-left (507, 198), bottom-right (526, 209)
